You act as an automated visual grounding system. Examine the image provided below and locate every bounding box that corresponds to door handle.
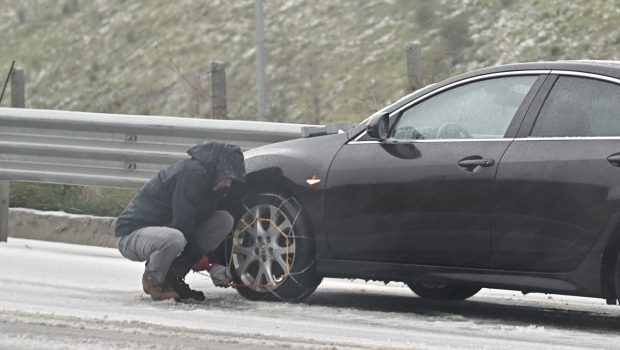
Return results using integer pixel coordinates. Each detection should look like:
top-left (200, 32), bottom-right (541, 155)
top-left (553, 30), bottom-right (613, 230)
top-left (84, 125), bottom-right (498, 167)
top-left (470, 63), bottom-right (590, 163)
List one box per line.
top-left (458, 157), bottom-right (495, 172)
top-left (607, 154), bottom-right (620, 167)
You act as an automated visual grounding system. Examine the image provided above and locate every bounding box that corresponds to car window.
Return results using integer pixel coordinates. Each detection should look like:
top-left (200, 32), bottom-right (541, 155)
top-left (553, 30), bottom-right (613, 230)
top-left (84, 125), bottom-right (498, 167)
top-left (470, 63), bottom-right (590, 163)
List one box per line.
top-left (391, 76), bottom-right (538, 140)
top-left (530, 76), bottom-right (620, 137)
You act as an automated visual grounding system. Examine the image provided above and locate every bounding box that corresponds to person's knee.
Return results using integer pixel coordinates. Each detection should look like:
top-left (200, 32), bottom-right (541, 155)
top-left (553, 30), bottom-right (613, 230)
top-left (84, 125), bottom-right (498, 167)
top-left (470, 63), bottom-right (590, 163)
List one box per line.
top-left (214, 210), bottom-right (234, 235)
top-left (193, 212), bottom-right (234, 252)
top-left (166, 229), bottom-right (187, 253)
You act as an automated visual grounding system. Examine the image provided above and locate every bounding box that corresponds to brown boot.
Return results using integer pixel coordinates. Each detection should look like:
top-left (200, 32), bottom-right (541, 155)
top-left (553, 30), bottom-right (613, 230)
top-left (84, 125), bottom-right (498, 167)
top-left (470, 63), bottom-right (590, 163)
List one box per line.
top-left (142, 272), bottom-right (179, 301)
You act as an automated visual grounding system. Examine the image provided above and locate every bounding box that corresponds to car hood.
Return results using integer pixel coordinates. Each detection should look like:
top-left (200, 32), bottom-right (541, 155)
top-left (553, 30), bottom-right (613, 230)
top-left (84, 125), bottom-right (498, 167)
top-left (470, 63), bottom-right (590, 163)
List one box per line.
top-left (243, 133), bottom-right (348, 177)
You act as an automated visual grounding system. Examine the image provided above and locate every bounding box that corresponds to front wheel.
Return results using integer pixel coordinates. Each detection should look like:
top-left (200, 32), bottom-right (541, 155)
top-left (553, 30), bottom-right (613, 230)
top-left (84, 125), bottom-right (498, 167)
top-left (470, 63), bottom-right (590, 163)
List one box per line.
top-left (230, 193), bottom-right (321, 302)
top-left (407, 282), bottom-right (480, 301)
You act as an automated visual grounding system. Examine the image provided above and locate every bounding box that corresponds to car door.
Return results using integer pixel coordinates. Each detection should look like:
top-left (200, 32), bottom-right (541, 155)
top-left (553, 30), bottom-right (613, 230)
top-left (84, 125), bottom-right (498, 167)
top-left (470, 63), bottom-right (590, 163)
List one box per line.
top-left (323, 74), bottom-right (543, 267)
top-left (492, 73), bottom-right (620, 272)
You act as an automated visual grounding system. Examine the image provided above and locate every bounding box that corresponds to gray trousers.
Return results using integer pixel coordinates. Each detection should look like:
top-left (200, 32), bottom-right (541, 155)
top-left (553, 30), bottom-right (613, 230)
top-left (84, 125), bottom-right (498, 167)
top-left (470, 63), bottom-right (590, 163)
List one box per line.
top-left (116, 210), bottom-right (234, 287)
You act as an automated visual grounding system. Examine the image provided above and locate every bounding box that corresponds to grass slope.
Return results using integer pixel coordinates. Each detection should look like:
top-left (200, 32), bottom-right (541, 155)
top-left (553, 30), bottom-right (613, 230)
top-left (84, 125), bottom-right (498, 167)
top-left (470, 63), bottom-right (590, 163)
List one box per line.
top-left (1, 0), bottom-right (618, 125)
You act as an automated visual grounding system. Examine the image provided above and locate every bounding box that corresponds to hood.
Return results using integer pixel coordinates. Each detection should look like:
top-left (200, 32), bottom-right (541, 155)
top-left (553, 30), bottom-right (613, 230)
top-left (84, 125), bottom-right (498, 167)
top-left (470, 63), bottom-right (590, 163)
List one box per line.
top-left (187, 142), bottom-right (246, 183)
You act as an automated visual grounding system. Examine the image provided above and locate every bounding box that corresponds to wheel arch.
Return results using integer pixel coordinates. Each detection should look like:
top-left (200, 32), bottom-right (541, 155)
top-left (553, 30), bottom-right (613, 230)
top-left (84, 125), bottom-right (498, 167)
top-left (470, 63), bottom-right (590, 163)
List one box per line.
top-left (241, 165), bottom-right (332, 259)
top-left (242, 167), bottom-right (319, 251)
top-left (245, 167), bottom-right (295, 198)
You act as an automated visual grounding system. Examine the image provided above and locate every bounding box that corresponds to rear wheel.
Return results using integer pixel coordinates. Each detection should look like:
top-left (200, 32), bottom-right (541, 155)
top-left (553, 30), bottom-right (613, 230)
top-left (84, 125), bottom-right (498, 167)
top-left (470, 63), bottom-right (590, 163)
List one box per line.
top-left (614, 253), bottom-right (620, 303)
top-left (230, 193), bottom-right (321, 301)
top-left (407, 282), bottom-right (480, 301)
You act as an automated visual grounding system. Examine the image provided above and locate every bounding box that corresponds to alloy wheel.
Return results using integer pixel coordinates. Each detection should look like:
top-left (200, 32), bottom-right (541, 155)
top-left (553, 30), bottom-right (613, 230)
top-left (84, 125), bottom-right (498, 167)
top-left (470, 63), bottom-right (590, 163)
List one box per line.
top-left (232, 203), bottom-right (296, 292)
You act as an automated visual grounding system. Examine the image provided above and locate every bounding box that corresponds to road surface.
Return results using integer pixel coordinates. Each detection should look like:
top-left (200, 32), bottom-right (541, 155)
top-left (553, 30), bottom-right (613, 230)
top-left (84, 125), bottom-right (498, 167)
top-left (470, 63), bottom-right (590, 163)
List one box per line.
top-left (1, 238), bottom-right (619, 349)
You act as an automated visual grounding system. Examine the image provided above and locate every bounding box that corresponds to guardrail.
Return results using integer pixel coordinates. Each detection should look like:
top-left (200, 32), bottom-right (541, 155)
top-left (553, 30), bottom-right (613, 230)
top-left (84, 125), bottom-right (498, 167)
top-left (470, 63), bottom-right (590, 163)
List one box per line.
top-left (0, 107), bottom-right (316, 241)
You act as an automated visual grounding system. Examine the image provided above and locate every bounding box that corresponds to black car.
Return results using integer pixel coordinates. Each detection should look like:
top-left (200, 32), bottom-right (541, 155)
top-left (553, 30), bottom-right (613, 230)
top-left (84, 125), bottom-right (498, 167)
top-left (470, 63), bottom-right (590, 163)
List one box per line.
top-left (228, 60), bottom-right (620, 304)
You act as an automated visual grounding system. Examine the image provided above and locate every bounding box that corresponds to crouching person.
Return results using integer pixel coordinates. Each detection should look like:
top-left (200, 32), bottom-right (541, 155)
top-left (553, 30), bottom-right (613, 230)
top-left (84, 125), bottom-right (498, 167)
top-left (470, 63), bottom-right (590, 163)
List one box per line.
top-left (114, 142), bottom-right (245, 301)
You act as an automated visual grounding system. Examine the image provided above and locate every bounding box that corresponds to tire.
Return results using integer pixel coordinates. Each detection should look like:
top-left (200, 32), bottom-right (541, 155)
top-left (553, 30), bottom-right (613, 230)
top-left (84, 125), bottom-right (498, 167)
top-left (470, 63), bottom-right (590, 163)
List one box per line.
top-left (407, 282), bottom-right (480, 301)
top-left (614, 253), bottom-right (620, 302)
top-left (230, 192), bottom-right (321, 302)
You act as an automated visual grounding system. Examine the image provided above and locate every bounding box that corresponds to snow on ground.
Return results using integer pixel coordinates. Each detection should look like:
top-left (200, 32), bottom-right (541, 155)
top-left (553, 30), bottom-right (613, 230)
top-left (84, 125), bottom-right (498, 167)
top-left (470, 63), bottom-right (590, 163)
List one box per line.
top-left (10, 207), bottom-right (116, 220)
top-left (1, 238), bottom-right (619, 349)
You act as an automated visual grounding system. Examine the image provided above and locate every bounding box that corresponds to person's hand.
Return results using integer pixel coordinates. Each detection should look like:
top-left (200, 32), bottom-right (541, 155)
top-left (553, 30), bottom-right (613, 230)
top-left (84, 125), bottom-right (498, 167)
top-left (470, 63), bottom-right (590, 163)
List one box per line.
top-left (192, 255), bottom-right (210, 272)
top-left (208, 264), bottom-right (232, 288)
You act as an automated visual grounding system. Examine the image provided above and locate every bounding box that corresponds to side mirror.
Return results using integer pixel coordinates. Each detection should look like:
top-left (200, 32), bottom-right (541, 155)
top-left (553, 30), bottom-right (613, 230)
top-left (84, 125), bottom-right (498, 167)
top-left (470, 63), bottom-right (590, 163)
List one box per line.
top-left (366, 113), bottom-right (390, 141)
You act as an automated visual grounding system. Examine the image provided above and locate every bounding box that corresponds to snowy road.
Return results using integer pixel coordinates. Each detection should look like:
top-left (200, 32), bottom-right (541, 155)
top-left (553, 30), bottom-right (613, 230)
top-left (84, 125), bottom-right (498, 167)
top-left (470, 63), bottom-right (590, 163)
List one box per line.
top-left (1, 238), bottom-right (619, 349)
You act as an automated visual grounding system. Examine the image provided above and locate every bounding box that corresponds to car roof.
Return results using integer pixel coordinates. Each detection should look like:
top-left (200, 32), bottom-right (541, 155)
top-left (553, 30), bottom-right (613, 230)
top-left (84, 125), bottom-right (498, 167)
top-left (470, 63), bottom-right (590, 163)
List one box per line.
top-left (471, 60), bottom-right (620, 76)
top-left (381, 60), bottom-right (620, 115)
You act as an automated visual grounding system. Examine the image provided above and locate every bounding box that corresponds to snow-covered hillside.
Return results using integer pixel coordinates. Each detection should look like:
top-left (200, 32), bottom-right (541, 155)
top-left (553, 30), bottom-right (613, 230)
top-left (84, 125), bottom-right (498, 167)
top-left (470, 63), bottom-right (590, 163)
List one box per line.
top-left (0, 0), bottom-right (618, 123)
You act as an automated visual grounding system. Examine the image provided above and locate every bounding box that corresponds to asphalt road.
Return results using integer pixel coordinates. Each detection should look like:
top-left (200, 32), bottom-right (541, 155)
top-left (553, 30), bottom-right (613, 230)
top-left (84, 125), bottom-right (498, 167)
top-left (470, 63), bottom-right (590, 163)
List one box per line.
top-left (1, 238), bottom-right (619, 349)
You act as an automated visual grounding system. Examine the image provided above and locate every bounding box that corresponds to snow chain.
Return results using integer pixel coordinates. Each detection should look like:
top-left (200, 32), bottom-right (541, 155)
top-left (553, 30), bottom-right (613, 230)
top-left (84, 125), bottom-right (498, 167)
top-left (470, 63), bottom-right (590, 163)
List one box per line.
top-left (222, 195), bottom-right (315, 299)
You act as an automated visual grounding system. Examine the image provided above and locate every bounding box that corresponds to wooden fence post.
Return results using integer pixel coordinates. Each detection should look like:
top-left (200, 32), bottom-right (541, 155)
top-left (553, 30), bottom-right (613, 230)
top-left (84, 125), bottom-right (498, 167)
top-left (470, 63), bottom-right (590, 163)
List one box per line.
top-left (406, 41), bottom-right (423, 92)
top-left (192, 74), bottom-right (202, 118)
top-left (211, 62), bottom-right (227, 119)
top-left (11, 69), bottom-right (25, 108)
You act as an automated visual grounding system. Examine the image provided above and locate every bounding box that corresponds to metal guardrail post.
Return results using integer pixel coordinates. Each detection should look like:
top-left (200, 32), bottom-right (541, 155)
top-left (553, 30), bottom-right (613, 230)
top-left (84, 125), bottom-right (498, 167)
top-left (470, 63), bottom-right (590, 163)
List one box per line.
top-left (1, 69), bottom-right (25, 242)
top-left (0, 181), bottom-right (8, 242)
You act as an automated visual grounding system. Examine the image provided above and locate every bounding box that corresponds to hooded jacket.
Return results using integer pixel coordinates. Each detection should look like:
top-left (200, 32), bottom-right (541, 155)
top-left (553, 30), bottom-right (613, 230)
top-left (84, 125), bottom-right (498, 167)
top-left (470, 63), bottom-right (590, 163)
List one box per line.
top-left (114, 142), bottom-right (246, 239)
